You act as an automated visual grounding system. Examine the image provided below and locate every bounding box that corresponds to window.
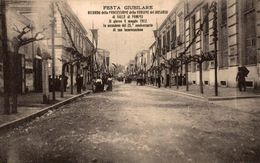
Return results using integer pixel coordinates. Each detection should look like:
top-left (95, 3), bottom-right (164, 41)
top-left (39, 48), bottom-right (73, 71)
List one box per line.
top-left (221, 0), bottom-right (227, 25)
top-left (70, 27), bottom-right (74, 42)
top-left (203, 4), bottom-right (209, 34)
top-left (163, 34), bottom-right (167, 54)
top-left (78, 33), bottom-right (81, 46)
top-left (219, 26), bottom-right (228, 68)
top-left (171, 25), bottom-right (176, 49)
top-left (245, 0), bottom-right (255, 11)
top-left (245, 6), bottom-right (257, 65)
top-left (192, 15), bottom-right (196, 39)
top-left (167, 31), bottom-right (170, 52)
top-left (157, 38), bottom-right (162, 56)
top-left (75, 31), bottom-right (78, 46)
top-left (191, 15), bottom-right (196, 72)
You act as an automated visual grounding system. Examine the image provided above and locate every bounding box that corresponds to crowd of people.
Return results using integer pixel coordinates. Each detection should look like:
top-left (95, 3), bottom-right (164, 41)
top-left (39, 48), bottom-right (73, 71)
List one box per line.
top-left (49, 75), bottom-right (68, 92)
top-left (48, 73), bottom-right (114, 94)
top-left (92, 73), bottom-right (113, 92)
top-left (48, 67), bottom-right (248, 94)
top-left (48, 74), bottom-right (84, 93)
top-left (142, 74), bottom-right (186, 88)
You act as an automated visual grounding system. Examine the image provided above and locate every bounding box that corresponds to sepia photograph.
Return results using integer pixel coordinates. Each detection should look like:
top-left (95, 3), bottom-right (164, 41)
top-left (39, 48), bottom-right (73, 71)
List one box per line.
top-left (0, 0), bottom-right (260, 162)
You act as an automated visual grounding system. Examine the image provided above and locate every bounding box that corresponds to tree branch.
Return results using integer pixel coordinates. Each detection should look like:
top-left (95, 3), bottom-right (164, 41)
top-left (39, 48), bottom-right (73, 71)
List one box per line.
top-left (14, 26), bottom-right (46, 47)
top-left (12, 24), bottom-right (21, 33)
top-left (16, 24), bottom-right (32, 40)
top-left (34, 27), bottom-right (47, 39)
top-left (19, 36), bottom-right (45, 47)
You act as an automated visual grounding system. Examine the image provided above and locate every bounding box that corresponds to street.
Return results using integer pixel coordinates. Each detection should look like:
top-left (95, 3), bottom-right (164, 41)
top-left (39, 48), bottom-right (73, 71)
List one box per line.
top-left (0, 82), bottom-right (259, 163)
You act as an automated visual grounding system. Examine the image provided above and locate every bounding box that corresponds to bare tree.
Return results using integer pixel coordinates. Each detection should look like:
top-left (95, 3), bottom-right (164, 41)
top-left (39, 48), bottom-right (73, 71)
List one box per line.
top-left (8, 24), bottom-right (45, 114)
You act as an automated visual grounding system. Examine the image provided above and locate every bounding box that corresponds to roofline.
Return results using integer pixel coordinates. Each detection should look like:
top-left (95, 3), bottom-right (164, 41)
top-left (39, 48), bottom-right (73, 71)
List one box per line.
top-left (158, 1), bottom-right (184, 31)
top-left (149, 41), bottom-right (156, 49)
top-left (61, 0), bottom-right (88, 35)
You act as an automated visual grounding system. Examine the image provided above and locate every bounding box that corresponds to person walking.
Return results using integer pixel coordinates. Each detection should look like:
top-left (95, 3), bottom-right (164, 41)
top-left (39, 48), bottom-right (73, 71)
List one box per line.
top-left (55, 75), bottom-right (60, 91)
top-left (63, 75), bottom-right (68, 92)
top-left (158, 76), bottom-right (161, 88)
top-left (49, 75), bottom-right (53, 92)
top-left (102, 73), bottom-right (108, 91)
top-left (76, 74), bottom-right (83, 93)
top-left (236, 67), bottom-right (247, 92)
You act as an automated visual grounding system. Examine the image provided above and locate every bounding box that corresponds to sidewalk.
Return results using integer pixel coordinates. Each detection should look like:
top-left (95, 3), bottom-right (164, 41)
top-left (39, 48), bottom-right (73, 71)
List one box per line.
top-left (147, 83), bottom-right (260, 101)
top-left (0, 87), bottom-right (91, 129)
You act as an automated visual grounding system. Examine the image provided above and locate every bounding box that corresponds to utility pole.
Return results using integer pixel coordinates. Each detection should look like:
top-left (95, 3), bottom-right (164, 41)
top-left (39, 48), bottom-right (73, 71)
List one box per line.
top-left (199, 62), bottom-right (203, 94)
top-left (1, 0), bottom-right (10, 114)
top-left (51, 2), bottom-right (56, 100)
top-left (91, 23), bottom-right (98, 81)
top-left (212, 2), bottom-right (218, 96)
top-left (42, 52), bottom-right (50, 104)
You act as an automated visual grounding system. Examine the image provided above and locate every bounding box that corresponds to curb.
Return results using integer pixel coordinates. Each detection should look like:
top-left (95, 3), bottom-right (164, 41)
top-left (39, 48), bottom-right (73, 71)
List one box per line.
top-left (168, 89), bottom-right (206, 100)
top-left (145, 85), bottom-right (260, 101)
top-left (0, 91), bottom-right (91, 133)
top-left (208, 95), bottom-right (260, 101)
top-left (146, 85), bottom-right (206, 100)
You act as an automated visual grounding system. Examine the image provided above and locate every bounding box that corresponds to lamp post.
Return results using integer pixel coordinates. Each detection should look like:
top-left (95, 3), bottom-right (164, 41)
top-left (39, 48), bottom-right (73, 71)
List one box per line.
top-left (212, 2), bottom-right (218, 96)
top-left (50, 2), bottom-right (56, 101)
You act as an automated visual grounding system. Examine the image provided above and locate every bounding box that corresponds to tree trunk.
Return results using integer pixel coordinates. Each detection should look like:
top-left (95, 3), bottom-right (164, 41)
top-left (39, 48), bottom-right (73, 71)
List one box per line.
top-left (10, 47), bottom-right (19, 113)
top-left (1, 0), bottom-right (10, 114)
top-left (70, 64), bottom-right (74, 94)
top-left (60, 63), bottom-right (68, 98)
top-left (169, 66), bottom-right (172, 88)
top-left (51, 2), bottom-right (56, 101)
top-left (199, 62), bottom-right (203, 94)
top-left (176, 66), bottom-right (179, 89)
top-left (42, 59), bottom-right (50, 104)
top-left (180, 60), bottom-right (183, 86)
top-left (185, 63), bottom-right (189, 91)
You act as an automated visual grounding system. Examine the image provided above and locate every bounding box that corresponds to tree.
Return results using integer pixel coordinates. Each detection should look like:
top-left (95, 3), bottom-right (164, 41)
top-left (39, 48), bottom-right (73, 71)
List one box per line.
top-left (7, 24), bottom-right (45, 114)
top-left (1, 0), bottom-right (10, 114)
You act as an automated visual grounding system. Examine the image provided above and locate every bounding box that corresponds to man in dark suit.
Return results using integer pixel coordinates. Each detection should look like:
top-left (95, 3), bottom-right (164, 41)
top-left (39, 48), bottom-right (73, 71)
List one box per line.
top-left (236, 67), bottom-right (246, 92)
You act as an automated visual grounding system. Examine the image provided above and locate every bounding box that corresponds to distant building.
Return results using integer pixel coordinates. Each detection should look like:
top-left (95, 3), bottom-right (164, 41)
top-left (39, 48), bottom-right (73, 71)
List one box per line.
top-left (95, 48), bottom-right (110, 76)
top-left (126, 60), bottom-right (135, 76)
top-left (134, 50), bottom-right (149, 78)
top-left (147, 41), bottom-right (157, 80)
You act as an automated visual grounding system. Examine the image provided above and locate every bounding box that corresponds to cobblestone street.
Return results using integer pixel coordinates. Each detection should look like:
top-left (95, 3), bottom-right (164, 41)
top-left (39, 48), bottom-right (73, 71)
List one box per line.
top-left (0, 83), bottom-right (259, 163)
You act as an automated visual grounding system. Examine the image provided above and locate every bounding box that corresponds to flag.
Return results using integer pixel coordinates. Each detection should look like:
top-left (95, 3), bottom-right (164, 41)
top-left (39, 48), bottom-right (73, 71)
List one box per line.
top-left (90, 29), bottom-right (98, 46)
top-left (153, 30), bottom-right (158, 38)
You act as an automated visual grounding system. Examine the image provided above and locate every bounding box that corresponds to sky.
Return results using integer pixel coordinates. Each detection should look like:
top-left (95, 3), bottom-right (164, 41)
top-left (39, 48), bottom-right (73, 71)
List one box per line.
top-left (68, 0), bottom-right (180, 65)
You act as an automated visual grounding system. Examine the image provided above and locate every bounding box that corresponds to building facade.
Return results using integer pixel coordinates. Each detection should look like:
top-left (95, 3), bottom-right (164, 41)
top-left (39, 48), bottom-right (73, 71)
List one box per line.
top-left (0, 0), bottom-right (94, 93)
top-left (155, 0), bottom-right (260, 89)
top-left (155, 1), bottom-right (185, 87)
top-left (49, 0), bottom-right (94, 88)
top-left (1, 0), bottom-right (51, 94)
top-left (0, 0), bottom-right (94, 112)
